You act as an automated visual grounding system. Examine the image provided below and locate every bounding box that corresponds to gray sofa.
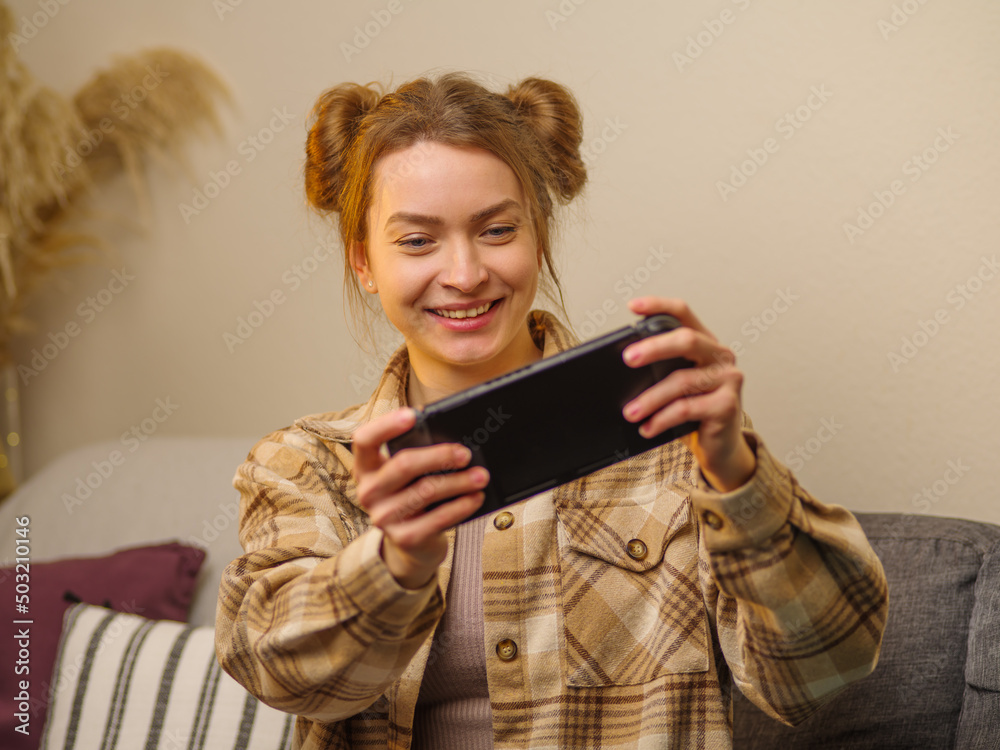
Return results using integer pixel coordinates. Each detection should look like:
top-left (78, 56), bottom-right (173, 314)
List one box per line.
top-left (734, 512), bottom-right (1000, 749)
top-left (3, 439), bottom-right (999, 747)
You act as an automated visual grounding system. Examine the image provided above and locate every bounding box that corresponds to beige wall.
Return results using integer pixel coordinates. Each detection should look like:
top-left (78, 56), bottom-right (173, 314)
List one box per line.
top-left (10, 0), bottom-right (1000, 522)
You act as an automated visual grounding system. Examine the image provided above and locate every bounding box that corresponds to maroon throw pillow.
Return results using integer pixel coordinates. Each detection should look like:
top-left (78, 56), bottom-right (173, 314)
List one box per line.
top-left (0, 542), bottom-right (205, 750)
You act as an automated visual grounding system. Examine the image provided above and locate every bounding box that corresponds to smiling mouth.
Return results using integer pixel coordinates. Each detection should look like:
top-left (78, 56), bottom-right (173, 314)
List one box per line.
top-left (431, 300), bottom-right (498, 319)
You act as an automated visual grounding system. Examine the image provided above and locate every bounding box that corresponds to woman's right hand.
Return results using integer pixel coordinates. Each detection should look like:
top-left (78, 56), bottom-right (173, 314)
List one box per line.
top-left (351, 407), bottom-right (488, 589)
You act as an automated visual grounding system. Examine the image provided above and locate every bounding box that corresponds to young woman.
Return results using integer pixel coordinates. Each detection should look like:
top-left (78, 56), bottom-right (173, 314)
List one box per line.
top-left (216, 73), bottom-right (888, 750)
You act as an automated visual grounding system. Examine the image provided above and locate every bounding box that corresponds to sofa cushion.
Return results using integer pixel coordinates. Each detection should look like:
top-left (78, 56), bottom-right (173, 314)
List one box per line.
top-left (954, 541), bottom-right (1000, 748)
top-left (733, 512), bottom-right (1000, 750)
top-left (1, 543), bottom-right (205, 750)
top-left (40, 603), bottom-right (294, 750)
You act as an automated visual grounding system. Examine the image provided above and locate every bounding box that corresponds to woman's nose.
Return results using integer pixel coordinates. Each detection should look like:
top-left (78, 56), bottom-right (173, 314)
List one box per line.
top-left (442, 240), bottom-right (489, 292)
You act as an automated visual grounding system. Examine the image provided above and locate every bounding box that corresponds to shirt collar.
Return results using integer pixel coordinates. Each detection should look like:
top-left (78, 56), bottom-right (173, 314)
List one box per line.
top-left (295, 309), bottom-right (579, 445)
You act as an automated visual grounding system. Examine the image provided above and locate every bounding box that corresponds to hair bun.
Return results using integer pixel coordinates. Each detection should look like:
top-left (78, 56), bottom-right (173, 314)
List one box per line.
top-left (506, 77), bottom-right (586, 202)
top-left (304, 82), bottom-right (382, 213)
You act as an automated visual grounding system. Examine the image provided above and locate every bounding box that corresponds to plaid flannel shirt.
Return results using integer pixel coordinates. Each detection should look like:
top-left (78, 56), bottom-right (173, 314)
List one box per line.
top-left (216, 310), bottom-right (888, 749)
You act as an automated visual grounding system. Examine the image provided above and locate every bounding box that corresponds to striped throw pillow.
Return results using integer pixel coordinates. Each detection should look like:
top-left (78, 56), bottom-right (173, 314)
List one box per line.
top-left (40, 603), bottom-right (294, 750)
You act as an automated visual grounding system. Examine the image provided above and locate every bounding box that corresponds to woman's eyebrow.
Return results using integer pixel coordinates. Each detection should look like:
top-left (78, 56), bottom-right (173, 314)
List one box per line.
top-left (384, 211), bottom-right (444, 229)
top-left (469, 199), bottom-right (522, 223)
top-left (384, 199), bottom-right (523, 230)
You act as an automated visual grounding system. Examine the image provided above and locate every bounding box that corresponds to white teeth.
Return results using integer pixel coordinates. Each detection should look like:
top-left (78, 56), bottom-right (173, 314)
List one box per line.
top-left (434, 302), bottom-right (493, 319)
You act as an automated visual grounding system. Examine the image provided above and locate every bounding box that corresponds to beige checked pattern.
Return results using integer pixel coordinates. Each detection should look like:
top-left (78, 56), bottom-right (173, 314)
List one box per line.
top-left (216, 311), bottom-right (888, 749)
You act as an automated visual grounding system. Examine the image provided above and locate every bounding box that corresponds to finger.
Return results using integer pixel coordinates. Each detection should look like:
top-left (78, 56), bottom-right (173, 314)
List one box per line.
top-left (624, 325), bottom-right (733, 372)
top-left (357, 443), bottom-right (474, 510)
top-left (368, 465), bottom-right (489, 525)
top-left (624, 362), bottom-right (741, 424)
top-left (626, 297), bottom-right (714, 338)
top-left (352, 408), bottom-right (417, 475)
top-left (634, 375), bottom-right (743, 440)
top-left (384, 492), bottom-right (487, 547)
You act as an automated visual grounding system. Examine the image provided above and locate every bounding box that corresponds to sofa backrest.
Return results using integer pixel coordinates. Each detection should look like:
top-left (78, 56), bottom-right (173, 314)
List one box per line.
top-left (0, 437), bottom-right (255, 627)
top-left (733, 512), bottom-right (1000, 749)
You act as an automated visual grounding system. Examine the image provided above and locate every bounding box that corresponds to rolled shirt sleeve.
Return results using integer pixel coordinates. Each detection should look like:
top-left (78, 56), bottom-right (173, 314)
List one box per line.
top-left (215, 434), bottom-right (443, 723)
top-left (689, 430), bottom-right (889, 725)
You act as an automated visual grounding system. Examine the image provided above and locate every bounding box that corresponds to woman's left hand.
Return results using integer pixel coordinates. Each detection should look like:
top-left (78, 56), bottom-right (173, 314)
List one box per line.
top-left (621, 296), bottom-right (757, 492)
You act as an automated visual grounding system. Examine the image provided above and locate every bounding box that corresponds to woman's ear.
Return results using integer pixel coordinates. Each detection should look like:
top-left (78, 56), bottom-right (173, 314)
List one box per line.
top-left (350, 241), bottom-right (377, 293)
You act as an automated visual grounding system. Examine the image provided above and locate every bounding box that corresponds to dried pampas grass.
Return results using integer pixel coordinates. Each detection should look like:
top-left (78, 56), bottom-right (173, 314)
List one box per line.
top-left (0, 0), bottom-right (232, 363)
top-left (0, 0), bottom-right (232, 493)
top-left (1, 1), bottom-right (94, 358)
top-left (72, 47), bottom-right (233, 214)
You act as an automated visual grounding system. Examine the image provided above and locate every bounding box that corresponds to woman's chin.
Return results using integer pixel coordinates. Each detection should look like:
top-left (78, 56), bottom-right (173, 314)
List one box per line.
top-left (433, 343), bottom-right (501, 370)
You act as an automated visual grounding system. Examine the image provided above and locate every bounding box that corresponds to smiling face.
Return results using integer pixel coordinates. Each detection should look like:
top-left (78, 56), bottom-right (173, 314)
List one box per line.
top-left (352, 141), bottom-right (544, 400)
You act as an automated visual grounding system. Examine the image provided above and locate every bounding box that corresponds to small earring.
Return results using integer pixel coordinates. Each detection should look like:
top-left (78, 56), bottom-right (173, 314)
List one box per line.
top-left (367, 280), bottom-right (373, 288)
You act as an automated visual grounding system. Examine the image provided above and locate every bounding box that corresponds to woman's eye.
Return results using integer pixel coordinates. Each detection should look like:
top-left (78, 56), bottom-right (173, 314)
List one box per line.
top-left (398, 236), bottom-right (430, 249)
top-left (484, 225), bottom-right (516, 240)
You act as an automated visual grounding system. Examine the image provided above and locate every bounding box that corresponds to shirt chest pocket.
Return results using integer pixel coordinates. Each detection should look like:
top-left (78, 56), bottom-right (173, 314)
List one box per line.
top-left (556, 495), bottom-right (710, 687)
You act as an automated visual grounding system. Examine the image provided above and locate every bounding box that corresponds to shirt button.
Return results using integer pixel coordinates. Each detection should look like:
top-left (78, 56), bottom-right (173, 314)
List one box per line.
top-left (493, 511), bottom-right (514, 530)
top-left (703, 510), bottom-right (724, 530)
top-left (496, 639), bottom-right (518, 661)
top-left (626, 538), bottom-right (648, 560)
